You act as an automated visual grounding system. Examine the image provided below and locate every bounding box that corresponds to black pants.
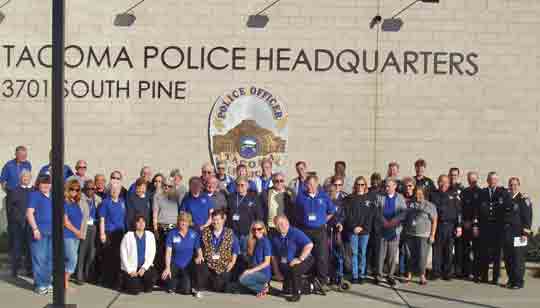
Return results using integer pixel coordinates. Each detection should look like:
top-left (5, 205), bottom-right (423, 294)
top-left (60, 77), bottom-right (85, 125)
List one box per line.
top-left (122, 267), bottom-right (157, 295)
top-left (302, 226), bottom-right (328, 282)
top-left (479, 223), bottom-right (502, 282)
top-left (194, 263), bottom-right (232, 292)
top-left (432, 223), bottom-right (455, 277)
top-left (154, 226), bottom-right (174, 277)
top-left (7, 219), bottom-right (32, 275)
top-left (103, 230), bottom-right (124, 288)
top-left (281, 256), bottom-right (315, 295)
top-left (460, 229), bottom-right (480, 279)
top-left (367, 232), bottom-right (382, 275)
top-left (165, 263), bottom-right (193, 294)
top-left (76, 225), bottom-right (96, 282)
top-left (502, 228), bottom-right (526, 287)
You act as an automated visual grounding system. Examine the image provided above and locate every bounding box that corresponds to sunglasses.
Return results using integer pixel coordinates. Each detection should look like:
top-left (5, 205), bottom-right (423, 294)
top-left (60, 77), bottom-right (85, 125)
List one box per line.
top-left (69, 188), bottom-right (80, 192)
top-left (273, 179), bottom-right (285, 183)
top-left (202, 171), bottom-right (213, 174)
top-left (86, 187), bottom-right (96, 191)
top-left (77, 166), bottom-right (87, 169)
top-left (111, 176), bottom-right (121, 180)
top-left (252, 227), bottom-right (264, 232)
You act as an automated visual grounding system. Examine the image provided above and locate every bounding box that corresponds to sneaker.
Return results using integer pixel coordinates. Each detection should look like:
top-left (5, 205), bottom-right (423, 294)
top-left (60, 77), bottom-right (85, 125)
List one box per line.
top-left (387, 277), bottom-right (397, 287)
top-left (286, 293), bottom-right (301, 302)
top-left (350, 278), bottom-right (360, 284)
top-left (193, 290), bottom-right (203, 299)
top-left (47, 285), bottom-right (53, 293)
top-left (35, 287), bottom-right (48, 295)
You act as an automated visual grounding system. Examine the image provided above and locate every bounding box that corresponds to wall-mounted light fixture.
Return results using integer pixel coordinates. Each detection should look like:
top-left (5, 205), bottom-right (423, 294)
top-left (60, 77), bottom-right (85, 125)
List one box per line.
top-left (246, 0), bottom-right (282, 28)
top-left (114, 0), bottom-right (146, 27)
top-left (370, 0), bottom-right (439, 32)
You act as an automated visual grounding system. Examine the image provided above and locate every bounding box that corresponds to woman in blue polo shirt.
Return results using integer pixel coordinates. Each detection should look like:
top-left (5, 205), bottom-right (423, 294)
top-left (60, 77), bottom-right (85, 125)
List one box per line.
top-left (63, 179), bottom-right (84, 290)
top-left (161, 211), bottom-right (202, 296)
top-left (179, 177), bottom-right (215, 232)
top-left (99, 184), bottom-right (127, 288)
top-left (239, 221), bottom-right (272, 297)
top-left (26, 175), bottom-right (53, 295)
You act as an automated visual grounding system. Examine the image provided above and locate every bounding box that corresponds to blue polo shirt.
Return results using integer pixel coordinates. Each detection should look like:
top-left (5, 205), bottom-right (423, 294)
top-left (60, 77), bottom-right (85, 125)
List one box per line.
top-left (165, 228), bottom-right (201, 269)
top-left (64, 202), bottom-right (83, 239)
top-left (252, 237), bottom-right (272, 280)
top-left (98, 197), bottom-right (126, 233)
top-left (39, 164), bottom-right (74, 180)
top-left (226, 180), bottom-right (257, 194)
top-left (179, 193), bottom-right (215, 227)
top-left (0, 159), bottom-right (32, 191)
top-left (271, 227), bottom-right (312, 263)
top-left (87, 198), bottom-right (97, 221)
top-left (383, 195), bottom-right (398, 240)
top-left (209, 229), bottom-right (240, 255)
top-left (27, 191), bottom-right (53, 235)
top-left (135, 232), bottom-right (146, 269)
top-left (295, 190), bottom-right (336, 229)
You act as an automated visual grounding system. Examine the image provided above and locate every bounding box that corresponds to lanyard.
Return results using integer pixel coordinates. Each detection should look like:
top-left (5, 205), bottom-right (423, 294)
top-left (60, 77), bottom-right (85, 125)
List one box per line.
top-left (236, 193), bottom-right (247, 211)
top-left (212, 230), bottom-right (223, 253)
top-left (280, 236), bottom-right (288, 257)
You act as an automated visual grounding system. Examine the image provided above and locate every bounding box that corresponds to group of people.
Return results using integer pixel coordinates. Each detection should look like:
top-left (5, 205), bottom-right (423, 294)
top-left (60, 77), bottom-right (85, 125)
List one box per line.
top-left (1, 145), bottom-right (534, 302)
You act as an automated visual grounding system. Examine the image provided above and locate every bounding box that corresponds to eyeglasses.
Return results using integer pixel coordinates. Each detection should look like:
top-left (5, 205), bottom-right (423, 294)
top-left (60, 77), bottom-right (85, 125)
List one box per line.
top-left (217, 167), bottom-right (225, 170)
top-left (273, 179), bottom-right (285, 183)
top-left (334, 183), bottom-right (343, 186)
top-left (355, 183), bottom-right (366, 186)
top-left (406, 184), bottom-right (414, 188)
top-left (111, 176), bottom-right (121, 180)
top-left (252, 227), bottom-right (264, 232)
top-left (76, 166), bottom-right (87, 169)
top-left (69, 188), bottom-right (80, 192)
top-left (86, 187), bottom-right (96, 191)
top-left (202, 171), bottom-right (213, 174)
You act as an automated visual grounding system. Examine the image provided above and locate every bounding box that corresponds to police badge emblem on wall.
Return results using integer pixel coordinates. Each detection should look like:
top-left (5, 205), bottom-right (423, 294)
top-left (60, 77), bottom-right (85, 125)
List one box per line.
top-left (208, 87), bottom-right (288, 177)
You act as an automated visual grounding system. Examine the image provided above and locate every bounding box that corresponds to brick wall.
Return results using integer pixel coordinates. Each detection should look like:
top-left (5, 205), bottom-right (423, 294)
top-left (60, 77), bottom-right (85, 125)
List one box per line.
top-left (0, 0), bottom-right (538, 228)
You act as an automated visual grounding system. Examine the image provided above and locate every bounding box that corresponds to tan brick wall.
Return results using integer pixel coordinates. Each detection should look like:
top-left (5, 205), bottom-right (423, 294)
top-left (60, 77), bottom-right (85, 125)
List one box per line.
top-left (0, 0), bottom-right (538, 228)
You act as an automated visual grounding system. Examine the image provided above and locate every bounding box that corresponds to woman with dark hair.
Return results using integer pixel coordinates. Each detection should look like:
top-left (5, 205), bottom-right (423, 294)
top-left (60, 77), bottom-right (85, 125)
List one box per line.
top-left (120, 215), bottom-right (157, 294)
top-left (63, 178), bottom-right (84, 290)
top-left (126, 177), bottom-right (152, 231)
top-left (399, 177), bottom-right (416, 278)
top-left (99, 184), bottom-right (127, 288)
top-left (150, 173), bottom-right (165, 199)
top-left (402, 187), bottom-right (437, 285)
top-left (162, 211), bottom-right (202, 296)
top-left (239, 221), bottom-right (272, 297)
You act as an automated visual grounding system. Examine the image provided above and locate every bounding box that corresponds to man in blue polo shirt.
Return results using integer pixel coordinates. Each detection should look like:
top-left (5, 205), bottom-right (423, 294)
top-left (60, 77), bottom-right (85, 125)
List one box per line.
top-left (271, 215), bottom-right (314, 302)
top-left (1, 146), bottom-right (32, 195)
top-left (295, 174), bottom-right (336, 290)
top-left (180, 177), bottom-right (215, 231)
top-left (253, 159), bottom-right (273, 193)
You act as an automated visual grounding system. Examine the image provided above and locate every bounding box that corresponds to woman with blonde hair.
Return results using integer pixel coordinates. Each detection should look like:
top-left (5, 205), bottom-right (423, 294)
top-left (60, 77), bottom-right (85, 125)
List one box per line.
top-left (239, 221), bottom-right (272, 297)
top-left (63, 178), bottom-right (84, 290)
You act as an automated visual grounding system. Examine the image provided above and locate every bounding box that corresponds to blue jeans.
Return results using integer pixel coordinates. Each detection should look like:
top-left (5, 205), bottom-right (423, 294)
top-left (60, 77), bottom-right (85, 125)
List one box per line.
top-left (239, 271), bottom-right (269, 293)
top-left (64, 238), bottom-right (80, 274)
top-left (238, 235), bottom-right (248, 256)
top-left (350, 233), bottom-right (370, 279)
top-left (30, 234), bottom-right (53, 289)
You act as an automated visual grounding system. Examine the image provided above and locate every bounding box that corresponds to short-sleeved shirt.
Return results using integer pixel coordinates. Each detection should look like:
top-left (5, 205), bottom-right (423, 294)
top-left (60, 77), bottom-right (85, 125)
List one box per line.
top-left (179, 193), bottom-right (215, 227)
top-left (295, 190), bottom-right (336, 228)
top-left (271, 227), bottom-right (312, 263)
top-left (404, 201), bottom-right (437, 238)
top-left (0, 159), bottom-right (32, 191)
top-left (165, 228), bottom-right (201, 269)
top-left (136, 233), bottom-right (146, 269)
top-left (98, 197), bottom-right (126, 232)
top-left (28, 191), bottom-right (53, 235)
top-left (64, 202), bottom-right (83, 239)
top-left (39, 164), bottom-right (74, 180)
top-left (154, 193), bottom-right (180, 225)
top-left (252, 237), bottom-right (272, 280)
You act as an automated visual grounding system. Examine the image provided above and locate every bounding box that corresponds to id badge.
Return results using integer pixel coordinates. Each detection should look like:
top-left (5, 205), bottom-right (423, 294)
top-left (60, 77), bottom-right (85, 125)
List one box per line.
top-left (308, 213), bottom-right (316, 221)
top-left (411, 219), bottom-right (417, 226)
top-left (87, 218), bottom-right (94, 225)
top-left (281, 257), bottom-right (288, 264)
top-left (212, 254), bottom-right (220, 260)
top-left (232, 214), bottom-right (240, 221)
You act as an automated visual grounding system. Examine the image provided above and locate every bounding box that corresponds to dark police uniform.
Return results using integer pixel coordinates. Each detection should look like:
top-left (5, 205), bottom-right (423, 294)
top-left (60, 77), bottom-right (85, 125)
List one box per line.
top-left (476, 186), bottom-right (511, 284)
top-left (459, 184), bottom-right (482, 280)
top-left (430, 189), bottom-right (462, 279)
top-left (502, 192), bottom-right (533, 288)
top-left (414, 176), bottom-right (437, 200)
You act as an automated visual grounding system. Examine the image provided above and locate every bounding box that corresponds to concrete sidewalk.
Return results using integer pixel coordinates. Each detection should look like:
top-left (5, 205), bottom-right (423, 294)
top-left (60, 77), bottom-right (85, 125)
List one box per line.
top-left (1, 273), bottom-right (539, 308)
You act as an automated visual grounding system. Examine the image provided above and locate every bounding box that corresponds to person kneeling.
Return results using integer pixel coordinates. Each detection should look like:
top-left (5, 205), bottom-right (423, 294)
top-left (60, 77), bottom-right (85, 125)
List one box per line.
top-left (239, 221), bottom-right (272, 297)
top-left (120, 215), bottom-right (157, 295)
top-left (193, 209), bottom-right (240, 294)
top-left (161, 211), bottom-right (202, 297)
top-left (271, 215), bottom-right (314, 302)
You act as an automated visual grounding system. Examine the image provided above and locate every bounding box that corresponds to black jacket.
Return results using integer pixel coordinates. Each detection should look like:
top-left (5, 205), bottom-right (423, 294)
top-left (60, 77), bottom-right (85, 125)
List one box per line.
top-left (226, 193), bottom-right (263, 236)
top-left (343, 193), bottom-right (375, 236)
top-left (503, 192), bottom-right (533, 236)
top-left (431, 190), bottom-right (462, 226)
top-left (7, 186), bottom-right (34, 225)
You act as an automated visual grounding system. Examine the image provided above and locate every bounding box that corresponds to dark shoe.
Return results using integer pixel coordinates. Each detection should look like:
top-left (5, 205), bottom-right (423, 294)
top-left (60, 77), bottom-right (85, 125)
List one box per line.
top-left (387, 277), bottom-right (397, 287)
top-left (358, 277), bottom-right (365, 285)
top-left (510, 284), bottom-right (523, 290)
top-left (429, 273), bottom-right (440, 281)
top-left (473, 277), bottom-right (480, 283)
top-left (490, 280), bottom-right (499, 286)
top-left (374, 276), bottom-right (381, 285)
top-left (287, 294), bottom-right (301, 302)
top-left (442, 275), bottom-right (452, 281)
top-left (350, 278), bottom-right (360, 284)
top-left (72, 279), bottom-right (85, 286)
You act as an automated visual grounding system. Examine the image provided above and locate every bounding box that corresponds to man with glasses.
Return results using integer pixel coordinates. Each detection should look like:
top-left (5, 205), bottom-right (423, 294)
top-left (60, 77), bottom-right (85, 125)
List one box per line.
top-left (254, 159), bottom-right (274, 193)
top-left (205, 176), bottom-right (227, 211)
top-left (200, 163), bottom-right (215, 188)
top-left (413, 159), bottom-right (436, 200)
top-left (94, 174), bottom-right (107, 200)
top-left (73, 160), bottom-right (90, 187)
top-left (261, 172), bottom-right (295, 232)
top-left (180, 177), bottom-right (215, 232)
top-left (215, 161), bottom-right (234, 191)
top-left (1, 145), bottom-right (32, 204)
top-left (324, 161), bottom-right (354, 194)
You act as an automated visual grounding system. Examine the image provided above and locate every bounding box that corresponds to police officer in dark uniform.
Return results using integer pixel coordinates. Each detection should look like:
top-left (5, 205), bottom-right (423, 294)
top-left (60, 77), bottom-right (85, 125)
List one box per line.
top-left (367, 173), bottom-right (384, 276)
top-left (448, 167), bottom-right (466, 195)
top-left (413, 159), bottom-right (436, 200)
top-left (475, 171), bottom-right (511, 285)
top-left (459, 171), bottom-right (482, 281)
top-left (430, 175), bottom-right (463, 281)
top-left (502, 177), bottom-right (533, 289)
